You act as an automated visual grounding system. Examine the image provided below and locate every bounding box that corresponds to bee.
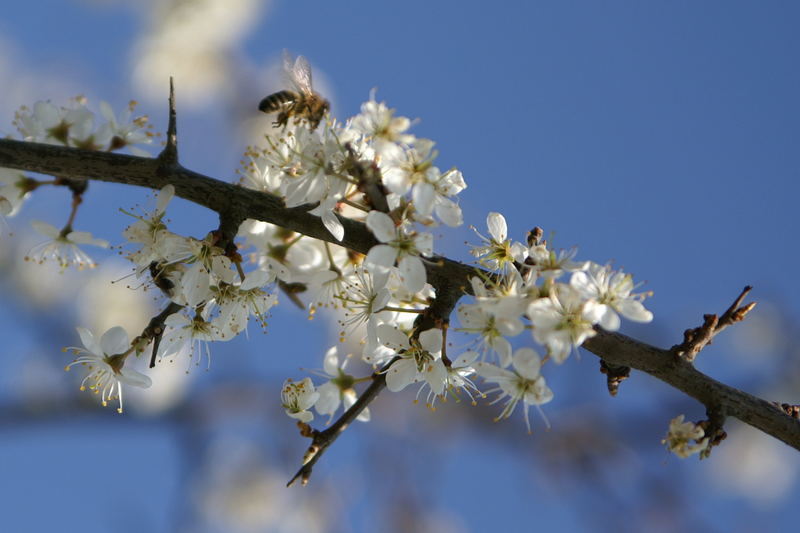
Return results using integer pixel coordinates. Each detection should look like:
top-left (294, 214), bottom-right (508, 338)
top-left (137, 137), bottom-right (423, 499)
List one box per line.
top-left (259, 51), bottom-right (330, 130)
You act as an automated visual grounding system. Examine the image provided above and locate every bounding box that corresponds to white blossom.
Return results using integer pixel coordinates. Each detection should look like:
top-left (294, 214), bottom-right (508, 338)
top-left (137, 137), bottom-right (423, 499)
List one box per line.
top-left (64, 326), bottom-right (151, 413)
top-left (350, 93), bottom-right (414, 146)
top-left (27, 220), bottom-right (109, 271)
top-left (97, 100), bottom-right (154, 155)
top-left (662, 415), bottom-right (710, 458)
top-left (470, 212), bottom-right (526, 271)
top-left (571, 263), bottom-right (653, 330)
top-left (527, 243), bottom-right (587, 280)
top-left (378, 326), bottom-right (445, 393)
top-left (158, 310), bottom-right (224, 369)
top-left (281, 377), bottom-right (319, 423)
top-left (527, 285), bottom-right (597, 363)
top-left (476, 347), bottom-right (553, 433)
top-left (364, 210), bottom-right (432, 293)
top-left (313, 346), bottom-right (370, 423)
top-left (380, 138), bottom-right (438, 196)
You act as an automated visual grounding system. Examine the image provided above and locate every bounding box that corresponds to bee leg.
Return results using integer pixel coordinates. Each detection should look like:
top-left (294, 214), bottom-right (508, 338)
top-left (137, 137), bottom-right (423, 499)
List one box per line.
top-left (274, 110), bottom-right (289, 129)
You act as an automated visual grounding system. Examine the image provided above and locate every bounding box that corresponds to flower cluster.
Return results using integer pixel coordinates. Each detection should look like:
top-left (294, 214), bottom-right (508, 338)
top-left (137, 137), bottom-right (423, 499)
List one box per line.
top-left (122, 185), bottom-right (279, 359)
top-left (237, 94), bottom-right (652, 431)
top-left (13, 97), bottom-right (155, 155)
top-left (7, 83), bottom-right (652, 437)
top-left (4, 97), bottom-right (157, 270)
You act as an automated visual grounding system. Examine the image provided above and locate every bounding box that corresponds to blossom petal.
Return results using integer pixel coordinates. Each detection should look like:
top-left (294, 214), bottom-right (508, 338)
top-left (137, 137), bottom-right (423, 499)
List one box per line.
top-left (118, 367), bottom-right (152, 389)
top-left (453, 350), bottom-right (480, 367)
top-left (418, 328), bottom-right (443, 354)
top-left (100, 326), bottom-right (130, 356)
top-left (475, 361), bottom-right (512, 380)
top-left (156, 185), bottom-right (175, 214)
top-left (512, 348), bottom-right (542, 380)
top-left (365, 244), bottom-right (397, 269)
top-left (322, 346), bottom-right (339, 376)
top-left (366, 211), bottom-right (396, 243)
top-left (487, 212), bottom-right (507, 242)
top-left (414, 232), bottom-right (434, 257)
top-left (314, 381), bottom-right (341, 418)
top-left (618, 299), bottom-right (654, 323)
top-left (377, 324), bottom-right (410, 351)
top-left (31, 220), bottom-right (60, 239)
top-left (77, 327), bottom-right (102, 356)
top-left (434, 197), bottom-right (463, 227)
top-left (398, 256), bottom-right (426, 293)
top-left (490, 336), bottom-right (513, 368)
top-left (386, 359), bottom-right (418, 392)
top-left (412, 182), bottom-right (436, 217)
top-left (322, 209), bottom-right (345, 241)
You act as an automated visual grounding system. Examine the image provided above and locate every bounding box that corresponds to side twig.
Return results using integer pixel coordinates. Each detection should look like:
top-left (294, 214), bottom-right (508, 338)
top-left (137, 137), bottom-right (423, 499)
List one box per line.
top-left (671, 285), bottom-right (756, 362)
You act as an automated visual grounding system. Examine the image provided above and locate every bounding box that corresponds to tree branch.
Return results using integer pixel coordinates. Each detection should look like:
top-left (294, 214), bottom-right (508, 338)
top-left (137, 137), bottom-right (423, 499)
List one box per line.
top-left (0, 138), bottom-right (798, 462)
top-left (582, 331), bottom-right (800, 451)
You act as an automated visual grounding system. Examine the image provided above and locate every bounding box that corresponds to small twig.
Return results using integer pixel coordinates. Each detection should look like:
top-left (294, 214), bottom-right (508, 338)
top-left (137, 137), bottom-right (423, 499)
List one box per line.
top-left (716, 285), bottom-right (756, 333)
top-left (672, 286), bottom-right (756, 362)
top-left (288, 283), bottom-right (462, 486)
top-left (599, 360), bottom-right (630, 397)
top-left (157, 77), bottom-right (179, 166)
top-left (674, 314), bottom-right (719, 362)
top-left (130, 302), bottom-right (183, 368)
top-left (287, 361), bottom-right (393, 487)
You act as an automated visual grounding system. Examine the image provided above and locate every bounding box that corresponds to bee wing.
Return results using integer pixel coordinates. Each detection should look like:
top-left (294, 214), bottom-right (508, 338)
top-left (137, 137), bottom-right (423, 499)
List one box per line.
top-left (282, 50), bottom-right (314, 95)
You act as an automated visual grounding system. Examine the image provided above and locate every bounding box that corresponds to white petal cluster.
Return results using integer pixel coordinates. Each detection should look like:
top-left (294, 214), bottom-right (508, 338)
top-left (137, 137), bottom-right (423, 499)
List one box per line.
top-left (13, 97), bottom-right (155, 154)
top-left (476, 348), bottom-right (553, 433)
top-left (662, 415), bottom-right (710, 458)
top-left (26, 220), bottom-right (109, 271)
top-left (464, 212), bottom-right (653, 364)
top-left (15, 90), bottom-right (656, 439)
top-left (236, 104), bottom-right (653, 433)
top-left (281, 378), bottom-right (319, 423)
top-left (120, 185), bottom-right (279, 366)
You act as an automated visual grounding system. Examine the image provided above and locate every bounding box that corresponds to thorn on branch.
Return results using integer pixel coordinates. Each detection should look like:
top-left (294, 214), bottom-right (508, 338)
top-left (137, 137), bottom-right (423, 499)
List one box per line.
top-left (672, 286), bottom-right (756, 362)
top-left (599, 360), bottom-right (630, 397)
top-left (157, 77), bottom-right (179, 166)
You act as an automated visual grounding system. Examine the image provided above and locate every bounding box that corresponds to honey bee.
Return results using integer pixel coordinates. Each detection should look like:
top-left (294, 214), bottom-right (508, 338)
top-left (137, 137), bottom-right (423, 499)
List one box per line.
top-left (259, 51), bottom-right (330, 130)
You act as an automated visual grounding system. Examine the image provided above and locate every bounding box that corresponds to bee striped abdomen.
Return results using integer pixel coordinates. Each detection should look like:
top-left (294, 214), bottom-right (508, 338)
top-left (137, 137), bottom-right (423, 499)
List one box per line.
top-left (258, 90), bottom-right (298, 113)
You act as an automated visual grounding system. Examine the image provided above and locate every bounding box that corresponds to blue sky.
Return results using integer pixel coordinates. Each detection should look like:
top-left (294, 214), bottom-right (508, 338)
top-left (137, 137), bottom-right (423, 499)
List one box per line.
top-left (0, 1), bottom-right (798, 532)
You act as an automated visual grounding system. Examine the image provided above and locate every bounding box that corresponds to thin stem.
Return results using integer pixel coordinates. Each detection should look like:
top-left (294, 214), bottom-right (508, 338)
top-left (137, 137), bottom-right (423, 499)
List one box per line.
top-left (378, 306), bottom-right (424, 314)
top-left (341, 198), bottom-right (370, 212)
